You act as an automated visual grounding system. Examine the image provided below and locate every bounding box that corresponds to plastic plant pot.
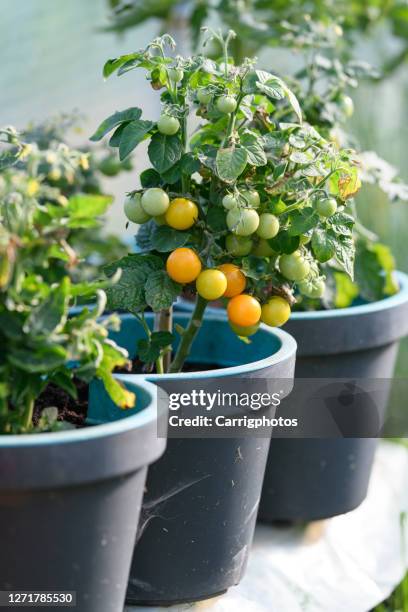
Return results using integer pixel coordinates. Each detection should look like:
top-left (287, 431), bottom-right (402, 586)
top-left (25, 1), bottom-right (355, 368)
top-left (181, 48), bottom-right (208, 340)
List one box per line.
top-left (258, 271), bottom-right (408, 521)
top-left (90, 312), bottom-right (297, 606)
top-left (176, 272), bottom-right (408, 522)
top-left (0, 378), bottom-right (166, 612)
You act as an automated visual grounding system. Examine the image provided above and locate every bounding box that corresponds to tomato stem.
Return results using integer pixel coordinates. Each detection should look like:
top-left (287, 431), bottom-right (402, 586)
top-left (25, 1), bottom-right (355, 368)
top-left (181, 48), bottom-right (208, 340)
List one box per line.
top-left (168, 295), bottom-right (207, 373)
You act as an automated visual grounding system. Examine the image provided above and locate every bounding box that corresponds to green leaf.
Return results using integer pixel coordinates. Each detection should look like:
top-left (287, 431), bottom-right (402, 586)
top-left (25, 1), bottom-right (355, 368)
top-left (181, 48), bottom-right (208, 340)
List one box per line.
top-left (67, 194), bottom-right (113, 219)
top-left (104, 254), bottom-right (163, 313)
top-left (354, 242), bottom-right (397, 301)
top-left (103, 53), bottom-right (141, 78)
top-left (216, 147), bottom-right (248, 183)
top-left (269, 231), bottom-right (300, 254)
top-left (96, 342), bottom-right (135, 409)
top-left (289, 150), bottom-right (314, 164)
top-left (181, 153), bottom-right (201, 175)
top-left (138, 331), bottom-right (174, 363)
top-left (311, 228), bottom-right (335, 262)
top-left (145, 270), bottom-right (181, 311)
top-left (25, 277), bottom-right (70, 336)
top-left (151, 225), bottom-right (191, 252)
top-left (135, 220), bottom-right (156, 251)
top-left (140, 168), bottom-right (161, 188)
top-left (288, 208), bottom-right (319, 236)
top-left (240, 132), bottom-right (267, 167)
top-left (119, 120), bottom-right (154, 160)
top-left (109, 123), bottom-right (129, 147)
top-left (161, 161), bottom-right (182, 184)
top-left (90, 108), bottom-right (142, 141)
top-left (148, 133), bottom-right (183, 174)
top-left (333, 272), bottom-right (359, 308)
top-left (206, 207), bottom-right (227, 232)
top-left (9, 345), bottom-right (67, 373)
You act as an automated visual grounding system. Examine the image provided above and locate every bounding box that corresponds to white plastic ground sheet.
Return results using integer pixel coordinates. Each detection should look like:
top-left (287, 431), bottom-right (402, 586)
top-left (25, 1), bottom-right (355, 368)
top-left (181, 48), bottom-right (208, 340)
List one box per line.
top-left (126, 442), bottom-right (408, 612)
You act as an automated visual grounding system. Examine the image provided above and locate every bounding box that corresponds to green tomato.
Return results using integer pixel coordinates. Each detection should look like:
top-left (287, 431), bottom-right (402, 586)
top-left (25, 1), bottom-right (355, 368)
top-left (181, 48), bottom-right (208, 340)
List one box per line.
top-left (316, 197), bottom-right (337, 218)
top-left (225, 234), bottom-right (253, 256)
top-left (227, 208), bottom-right (260, 236)
top-left (229, 321), bottom-right (260, 337)
top-left (99, 156), bottom-right (120, 177)
top-left (157, 115), bottom-right (180, 136)
top-left (141, 188), bottom-right (170, 216)
top-left (222, 194), bottom-right (239, 210)
top-left (340, 94), bottom-right (354, 118)
top-left (197, 89), bottom-right (212, 104)
top-left (257, 213), bottom-right (280, 240)
top-left (241, 189), bottom-right (260, 209)
top-left (298, 278), bottom-right (326, 299)
top-left (216, 95), bottom-right (237, 114)
top-left (168, 68), bottom-right (184, 83)
top-left (124, 193), bottom-right (151, 224)
top-left (252, 239), bottom-right (275, 257)
top-left (279, 251), bottom-right (310, 281)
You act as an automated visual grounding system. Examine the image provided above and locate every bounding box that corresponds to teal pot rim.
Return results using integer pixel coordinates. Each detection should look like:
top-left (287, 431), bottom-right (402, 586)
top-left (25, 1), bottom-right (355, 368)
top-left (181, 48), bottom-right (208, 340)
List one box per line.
top-left (0, 378), bottom-right (158, 449)
top-left (114, 311), bottom-right (297, 382)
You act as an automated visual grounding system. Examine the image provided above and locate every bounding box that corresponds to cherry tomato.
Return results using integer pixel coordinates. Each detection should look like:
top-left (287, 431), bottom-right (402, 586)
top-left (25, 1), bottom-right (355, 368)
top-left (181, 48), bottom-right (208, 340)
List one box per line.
top-left (279, 251), bottom-right (310, 281)
top-left (229, 322), bottom-right (260, 337)
top-left (227, 294), bottom-right (261, 327)
top-left (298, 278), bottom-right (326, 298)
top-left (316, 197), bottom-right (337, 218)
top-left (141, 188), bottom-right (170, 216)
top-left (222, 193), bottom-right (239, 210)
top-left (227, 208), bottom-right (260, 236)
top-left (252, 239), bottom-right (275, 257)
top-left (197, 89), bottom-right (212, 104)
top-left (241, 189), bottom-right (260, 209)
top-left (196, 269), bottom-right (228, 301)
top-left (157, 115), bottom-right (180, 136)
top-left (257, 213), bottom-right (279, 239)
top-left (165, 198), bottom-right (198, 230)
top-left (225, 234), bottom-right (253, 256)
top-left (124, 193), bottom-right (151, 224)
top-left (166, 248), bottom-right (202, 284)
top-left (218, 263), bottom-right (246, 297)
top-left (216, 95), bottom-right (237, 114)
top-left (261, 296), bottom-right (291, 327)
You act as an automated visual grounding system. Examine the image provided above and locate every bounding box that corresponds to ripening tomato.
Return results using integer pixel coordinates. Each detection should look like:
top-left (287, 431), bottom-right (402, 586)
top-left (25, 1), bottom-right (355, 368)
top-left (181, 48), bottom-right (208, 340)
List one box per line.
top-left (165, 198), bottom-right (198, 230)
top-left (315, 197), bottom-right (337, 218)
top-left (256, 213), bottom-right (280, 239)
top-left (227, 208), bottom-right (260, 236)
top-left (196, 269), bottom-right (228, 301)
top-left (166, 248), bottom-right (202, 284)
top-left (216, 95), bottom-right (237, 114)
top-left (141, 188), bottom-right (170, 216)
top-left (252, 239), bottom-right (275, 257)
top-left (261, 296), bottom-right (291, 327)
top-left (222, 193), bottom-right (239, 210)
top-left (157, 115), bottom-right (180, 136)
top-left (227, 294), bottom-right (261, 327)
top-left (218, 263), bottom-right (246, 297)
top-left (197, 89), bottom-right (212, 104)
top-left (279, 251), bottom-right (310, 281)
top-left (124, 193), bottom-right (151, 224)
top-left (225, 234), bottom-right (253, 256)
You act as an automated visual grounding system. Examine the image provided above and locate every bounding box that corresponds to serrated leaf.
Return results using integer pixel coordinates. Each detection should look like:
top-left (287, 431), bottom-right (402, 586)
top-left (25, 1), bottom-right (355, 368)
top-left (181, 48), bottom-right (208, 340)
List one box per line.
top-left (216, 147), bottom-right (247, 183)
top-left (90, 108), bottom-right (142, 141)
top-left (104, 254), bottom-right (163, 313)
top-left (269, 232), bottom-right (300, 254)
top-left (289, 150), bottom-right (314, 164)
top-left (288, 208), bottom-right (319, 236)
top-left (137, 331), bottom-right (174, 362)
top-left (151, 225), bottom-right (191, 252)
top-left (25, 277), bottom-right (69, 336)
top-left (145, 271), bottom-right (181, 311)
top-left (119, 120), bottom-right (154, 160)
top-left (103, 53), bottom-right (141, 78)
top-left (148, 133), bottom-right (183, 174)
top-left (240, 132), bottom-right (267, 167)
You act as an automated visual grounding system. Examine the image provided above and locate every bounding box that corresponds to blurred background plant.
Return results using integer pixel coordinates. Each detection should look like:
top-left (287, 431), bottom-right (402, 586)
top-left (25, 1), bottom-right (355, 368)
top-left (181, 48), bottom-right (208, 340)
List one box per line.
top-left (0, 115), bottom-right (130, 283)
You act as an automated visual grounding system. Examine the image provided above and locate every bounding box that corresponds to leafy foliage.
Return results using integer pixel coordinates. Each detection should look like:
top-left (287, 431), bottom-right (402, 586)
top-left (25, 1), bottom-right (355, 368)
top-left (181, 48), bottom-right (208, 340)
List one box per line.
top-left (0, 130), bottom-right (135, 434)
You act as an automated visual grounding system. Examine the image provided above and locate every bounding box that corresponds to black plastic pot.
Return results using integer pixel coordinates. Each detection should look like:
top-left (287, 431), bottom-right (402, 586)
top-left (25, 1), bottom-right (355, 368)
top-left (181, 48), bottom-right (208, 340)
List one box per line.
top-left (259, 271), bottom-right (408, 522)
top-left (0, 379), bottom-right (165, 612)
top-left (99, 312), bottom-right (297, 605)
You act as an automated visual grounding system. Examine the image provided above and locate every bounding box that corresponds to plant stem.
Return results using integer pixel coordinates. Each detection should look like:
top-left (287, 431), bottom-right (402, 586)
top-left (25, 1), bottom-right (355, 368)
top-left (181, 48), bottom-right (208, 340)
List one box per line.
top-left (22, 397), bottom-right (34, 431)
top-left (154, 308), bottom-right (173, 372)
top-left (168, 295), bottom-right (207, 373)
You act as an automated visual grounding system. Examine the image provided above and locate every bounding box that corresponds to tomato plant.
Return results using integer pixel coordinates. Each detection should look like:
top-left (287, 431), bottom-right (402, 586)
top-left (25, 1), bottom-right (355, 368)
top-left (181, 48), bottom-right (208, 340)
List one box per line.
top-left (0, 129), bottom-right (135, 434)
top-left (94, 31), bottom-right (362, 372)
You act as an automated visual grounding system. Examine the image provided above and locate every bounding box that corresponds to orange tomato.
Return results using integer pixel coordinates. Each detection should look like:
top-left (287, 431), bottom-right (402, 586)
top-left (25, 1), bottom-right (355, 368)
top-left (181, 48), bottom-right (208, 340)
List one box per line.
top-left (218, 263), bottom-right (246, 298)
top-left (227, 294), bottom-right (261, 327)
top-left (166, 248), bottom-right (202, 284)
